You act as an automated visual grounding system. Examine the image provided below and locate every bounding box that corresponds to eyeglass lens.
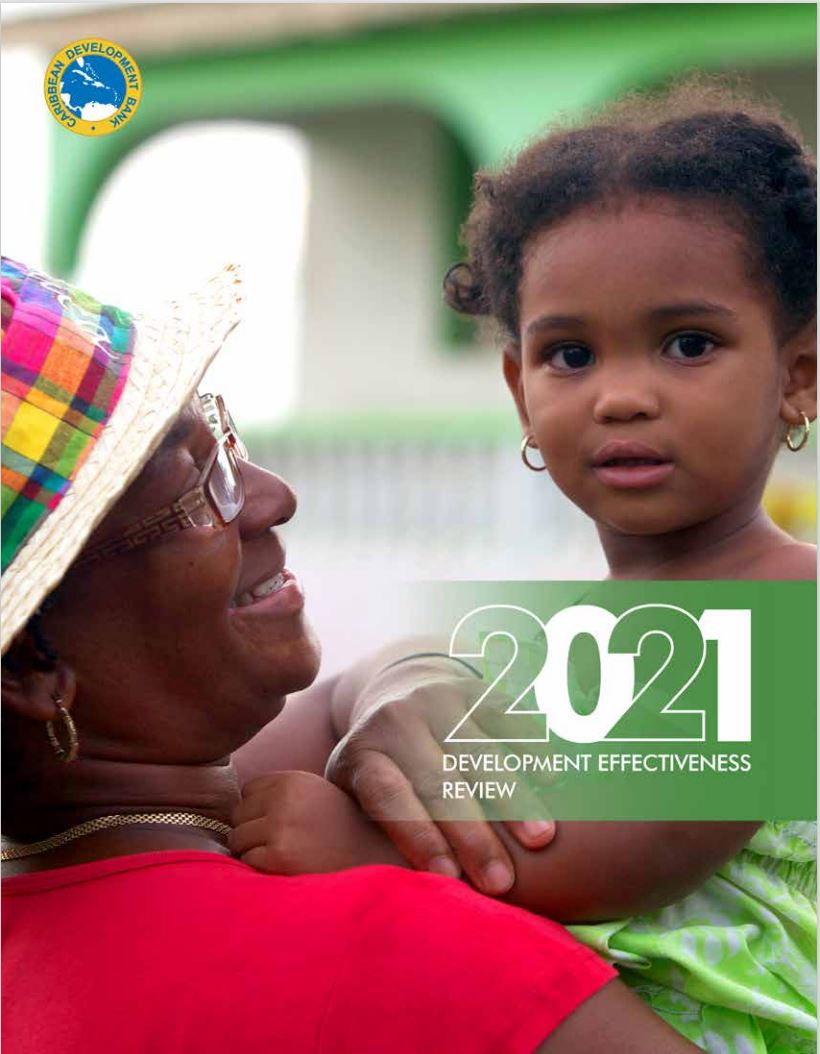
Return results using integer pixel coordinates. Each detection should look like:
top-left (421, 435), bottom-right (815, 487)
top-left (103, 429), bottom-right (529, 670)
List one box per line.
top-left (207, 441), bottom-right (244, 523)
top-left (219, 399), bottom-right (248, 459)
top-left (198, 394), bottom-right (247, 524)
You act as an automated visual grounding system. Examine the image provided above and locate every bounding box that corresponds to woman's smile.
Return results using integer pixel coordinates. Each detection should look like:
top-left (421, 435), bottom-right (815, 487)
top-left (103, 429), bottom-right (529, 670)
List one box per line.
top-left (229, 567), bottom-right (305, 618)
top-left (232, 569), bottom-right (289, 608)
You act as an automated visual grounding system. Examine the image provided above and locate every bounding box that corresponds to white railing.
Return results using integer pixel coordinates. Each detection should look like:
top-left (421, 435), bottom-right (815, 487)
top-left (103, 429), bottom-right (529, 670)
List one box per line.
top-left (250, 435), bottom-right (604, 674)
top-left (247, 433), bottom-right (815, 675)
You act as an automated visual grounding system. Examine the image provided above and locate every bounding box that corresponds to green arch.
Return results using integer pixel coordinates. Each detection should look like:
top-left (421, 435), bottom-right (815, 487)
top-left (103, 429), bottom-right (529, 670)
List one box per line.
top-left (46, 2), bottom-right (815, 275)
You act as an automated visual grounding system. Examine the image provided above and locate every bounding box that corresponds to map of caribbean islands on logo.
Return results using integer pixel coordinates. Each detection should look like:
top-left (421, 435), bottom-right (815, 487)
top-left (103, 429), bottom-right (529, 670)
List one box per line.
top-left (43, 38), bottom-right (142, 137)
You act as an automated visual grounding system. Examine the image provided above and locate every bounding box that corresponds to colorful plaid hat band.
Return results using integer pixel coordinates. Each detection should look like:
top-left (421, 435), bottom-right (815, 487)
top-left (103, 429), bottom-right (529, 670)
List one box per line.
top-left (1, 257), bottom-right (136, 573)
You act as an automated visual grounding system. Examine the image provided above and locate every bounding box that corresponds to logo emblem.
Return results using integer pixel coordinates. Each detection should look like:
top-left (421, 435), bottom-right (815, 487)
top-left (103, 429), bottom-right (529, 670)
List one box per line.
top-left (43, 38), bottom-right (142, 136)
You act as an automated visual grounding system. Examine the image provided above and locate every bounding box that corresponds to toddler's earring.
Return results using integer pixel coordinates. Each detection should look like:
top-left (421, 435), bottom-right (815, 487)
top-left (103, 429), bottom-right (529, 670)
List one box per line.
top-left (46, 693), bottom-right (79, 763)
top-left (520, 435), bottom-right (547, 472)
top-left (785, 412), bottom-right (812, 452)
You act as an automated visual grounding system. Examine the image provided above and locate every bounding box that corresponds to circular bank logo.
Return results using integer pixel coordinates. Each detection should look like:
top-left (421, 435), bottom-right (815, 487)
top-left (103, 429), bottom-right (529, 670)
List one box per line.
top-left (43, 39), bottom-right (142, 136)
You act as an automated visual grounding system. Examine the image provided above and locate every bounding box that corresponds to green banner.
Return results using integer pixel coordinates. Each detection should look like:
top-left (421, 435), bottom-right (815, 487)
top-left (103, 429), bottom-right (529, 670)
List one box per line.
top-left (397, 581), bottom-right (816, 820)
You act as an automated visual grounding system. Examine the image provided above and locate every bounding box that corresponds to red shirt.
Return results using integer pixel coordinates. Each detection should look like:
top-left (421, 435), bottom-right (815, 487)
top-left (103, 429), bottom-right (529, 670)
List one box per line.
top-left (3, 851), bottom-right (615, 1053)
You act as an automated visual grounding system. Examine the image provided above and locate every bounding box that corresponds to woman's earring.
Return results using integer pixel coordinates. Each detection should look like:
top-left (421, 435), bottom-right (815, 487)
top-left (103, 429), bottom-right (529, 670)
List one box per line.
top-left (46, 694), bottom-right (79, 764)
top-left (520, 435), bottom-right (548, 472)
top-left (785, 412), bottom-right (812, 452)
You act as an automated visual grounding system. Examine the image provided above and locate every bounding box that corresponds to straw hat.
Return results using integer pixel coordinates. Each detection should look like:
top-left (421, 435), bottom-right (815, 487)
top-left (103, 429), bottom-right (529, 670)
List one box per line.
top-left (1, 257), bottom-right (243, 654)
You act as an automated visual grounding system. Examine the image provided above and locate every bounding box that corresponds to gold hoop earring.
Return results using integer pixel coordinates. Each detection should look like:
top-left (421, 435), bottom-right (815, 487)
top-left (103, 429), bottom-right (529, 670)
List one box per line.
top-left (46, 695), bottom-right (79, 764)
top-left (785, 412), bottom-right (812, 452)
top-left (520, 435), bottom-right (547, 472)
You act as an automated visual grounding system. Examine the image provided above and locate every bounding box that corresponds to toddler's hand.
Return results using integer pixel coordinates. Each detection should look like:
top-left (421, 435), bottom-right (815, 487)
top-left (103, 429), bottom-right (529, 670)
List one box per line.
top-left (230, 770), bottom-right (405, 875)
top-left (327, 662), bottom-right (557, 896)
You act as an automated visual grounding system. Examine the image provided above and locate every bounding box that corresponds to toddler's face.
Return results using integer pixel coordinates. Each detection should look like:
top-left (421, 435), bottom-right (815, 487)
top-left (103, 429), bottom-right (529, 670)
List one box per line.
top-left (504, 198), bottom-right (809, 536)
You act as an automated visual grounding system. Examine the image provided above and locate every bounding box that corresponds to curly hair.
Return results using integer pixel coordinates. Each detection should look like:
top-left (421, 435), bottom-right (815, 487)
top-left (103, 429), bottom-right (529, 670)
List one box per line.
top-left (443, 74), bottom-right (816, 347)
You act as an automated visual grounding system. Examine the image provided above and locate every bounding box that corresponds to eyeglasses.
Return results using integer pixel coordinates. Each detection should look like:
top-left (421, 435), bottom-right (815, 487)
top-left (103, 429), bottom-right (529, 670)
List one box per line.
top-left (76, 394), bottom-right (247, 568)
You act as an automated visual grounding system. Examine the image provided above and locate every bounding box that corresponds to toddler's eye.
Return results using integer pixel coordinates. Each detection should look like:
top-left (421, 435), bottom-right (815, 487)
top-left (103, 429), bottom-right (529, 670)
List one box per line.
top-left (665, 332), bottom-right (717, 360)
top-left (547, 344), bottom-right (594, 370)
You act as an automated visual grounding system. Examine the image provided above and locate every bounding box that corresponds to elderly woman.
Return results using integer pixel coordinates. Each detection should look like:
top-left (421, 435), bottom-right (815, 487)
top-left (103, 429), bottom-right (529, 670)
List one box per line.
top-left (1, 258), bottom-right (698, 1053)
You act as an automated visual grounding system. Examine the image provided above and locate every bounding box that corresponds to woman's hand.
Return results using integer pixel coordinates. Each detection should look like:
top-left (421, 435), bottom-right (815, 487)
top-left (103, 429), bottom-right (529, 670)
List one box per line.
top-left (326, 656), bottom-right (556, 896)
top-left (230, 770), bottom-right (406, 875)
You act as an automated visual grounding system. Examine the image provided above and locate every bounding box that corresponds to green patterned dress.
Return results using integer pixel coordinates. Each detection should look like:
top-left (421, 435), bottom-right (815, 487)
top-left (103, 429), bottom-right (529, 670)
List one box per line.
top-left (568, 822), bottom-right (816, 1053)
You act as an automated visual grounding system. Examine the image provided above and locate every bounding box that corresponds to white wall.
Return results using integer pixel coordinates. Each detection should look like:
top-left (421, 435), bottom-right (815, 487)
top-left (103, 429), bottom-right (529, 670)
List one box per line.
top-left (300, 107), bottom-right (504, 415)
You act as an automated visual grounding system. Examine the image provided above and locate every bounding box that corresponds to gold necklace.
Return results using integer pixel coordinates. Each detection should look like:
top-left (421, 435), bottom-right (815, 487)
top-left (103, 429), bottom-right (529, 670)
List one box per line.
top-left (1, 812), bottom-right (232, 861)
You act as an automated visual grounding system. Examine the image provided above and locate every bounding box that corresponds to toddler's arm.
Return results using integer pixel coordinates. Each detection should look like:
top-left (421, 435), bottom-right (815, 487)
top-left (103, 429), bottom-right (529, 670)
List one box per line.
top-left (231, 773), bottom-right (759, 922)
top-left (490, 819), bottom-right (761, 922)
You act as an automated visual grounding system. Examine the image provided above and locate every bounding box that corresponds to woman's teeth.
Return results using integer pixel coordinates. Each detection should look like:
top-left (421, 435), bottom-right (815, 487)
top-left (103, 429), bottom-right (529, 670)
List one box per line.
top-left (234, 572), bottom-right (286, 608)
